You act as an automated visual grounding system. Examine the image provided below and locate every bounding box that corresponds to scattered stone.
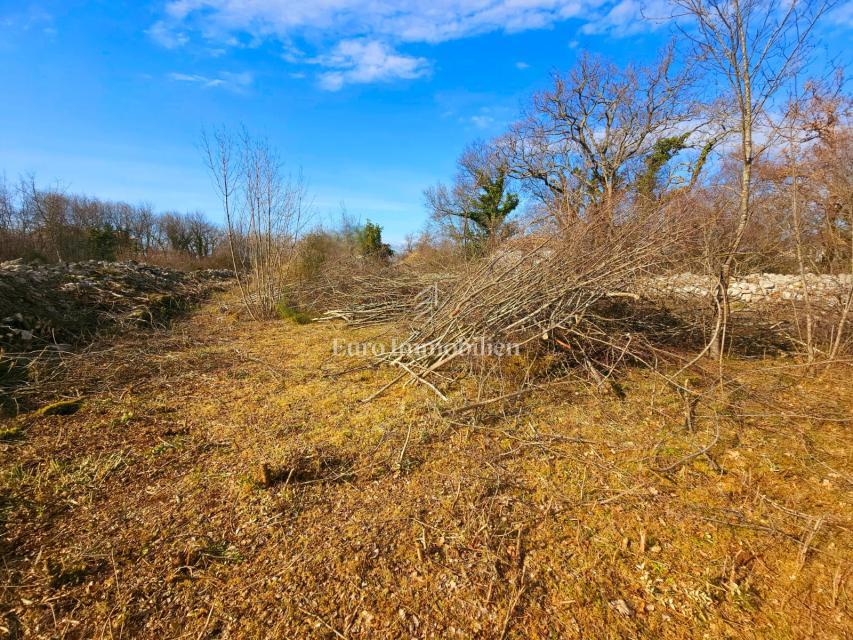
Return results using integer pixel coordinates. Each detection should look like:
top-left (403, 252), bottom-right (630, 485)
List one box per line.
top-left (610, 599), bottom-right (634, 617)
top-left (0, 259), bottom-right (232, 351)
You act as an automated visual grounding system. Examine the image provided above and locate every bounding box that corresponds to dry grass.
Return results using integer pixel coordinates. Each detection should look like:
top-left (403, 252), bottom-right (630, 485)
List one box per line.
top-left (0, 291), bottom-right (850, 639)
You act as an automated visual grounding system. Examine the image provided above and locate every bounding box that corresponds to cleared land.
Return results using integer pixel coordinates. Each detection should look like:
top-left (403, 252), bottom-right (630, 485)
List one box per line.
top-left (1, 290), bottom-right (851, 639)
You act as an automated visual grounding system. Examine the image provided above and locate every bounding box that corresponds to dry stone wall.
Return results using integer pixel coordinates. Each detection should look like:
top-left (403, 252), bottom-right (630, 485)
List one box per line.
top-left (645, 273), bottom-right (851, 305)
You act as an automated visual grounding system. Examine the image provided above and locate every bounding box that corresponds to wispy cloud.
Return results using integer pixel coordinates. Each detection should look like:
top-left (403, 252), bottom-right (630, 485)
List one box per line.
top-left (580, 0), bottom-right (670, 37)
top-left (460, 104), bottom-right (510, 131)
top-left (515, 61), bottom-right (530, 70)
top-left (148, 21), bottom-right (189, 49)
top-left (0, 6), bottom-right (56, 35)
top-left (469, 114), bottom-right (496, 129)
top-left (829, 1), bottom-right (853, 28)
top-left (150, 1), bottom-right (671, 88)
top-left (154, 1), bottom-right (601, 46)
top-left (168, 70), bottom-right (253, 91)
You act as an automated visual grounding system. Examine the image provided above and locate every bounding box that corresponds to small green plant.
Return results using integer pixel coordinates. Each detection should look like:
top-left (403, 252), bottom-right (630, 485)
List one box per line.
top-left (151, 440), bottom-right (176, 456)
top-left (275, 301), bottom-right (313, 324)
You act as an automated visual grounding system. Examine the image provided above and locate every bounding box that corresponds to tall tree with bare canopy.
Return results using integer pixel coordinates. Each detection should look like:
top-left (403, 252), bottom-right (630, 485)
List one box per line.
top-left (670, 0), bottom-right (837, 359)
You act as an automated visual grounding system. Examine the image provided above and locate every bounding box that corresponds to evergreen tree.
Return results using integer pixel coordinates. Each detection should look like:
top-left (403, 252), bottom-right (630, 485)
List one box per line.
top-left (465, 167), bottom-right (520, 237)
top-left (354, 220), bottom-right (393, 261)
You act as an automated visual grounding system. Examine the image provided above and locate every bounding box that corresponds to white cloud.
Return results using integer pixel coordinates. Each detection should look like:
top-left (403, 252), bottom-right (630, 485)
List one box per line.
top-left (168, 70), bottom-right (253, 91)
top-left (169, 72), bottom-right (208, 84)
top-left (515, 61), bottom-right (530, 69)
top-left (156, 1), bottom-right (607, 45)
top-left (219, 71), bottom-right (254, 87)
top-left (470, 114), bottom-right (496, 129)
top-left (148, 21), bottom-right (189, 49)
top-left (151, 1), bottom-right (672, 87)
top-left (829, 1), bottom-right (853, 28)
top-left (463, 104), bottom-right (512, 130)
top-left (0, 6), bottom-right (56, 35)
top-left (314, 39), bottom-right (430, 91)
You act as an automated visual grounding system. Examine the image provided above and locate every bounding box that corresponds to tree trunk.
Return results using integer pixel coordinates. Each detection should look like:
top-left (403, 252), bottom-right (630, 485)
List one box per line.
top-left (711, 4), bottom-right (753, 361)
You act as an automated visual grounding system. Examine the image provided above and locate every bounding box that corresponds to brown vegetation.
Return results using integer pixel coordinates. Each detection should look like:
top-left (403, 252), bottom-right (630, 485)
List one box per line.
top-left (0, 292), bottom-right (850, 638)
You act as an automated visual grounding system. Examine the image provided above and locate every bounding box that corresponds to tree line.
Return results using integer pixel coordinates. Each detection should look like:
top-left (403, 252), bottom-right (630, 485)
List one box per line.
top-left (0, 176), bottom-right (224, 267)
top-left (425, 1), bottom-right (850, 278)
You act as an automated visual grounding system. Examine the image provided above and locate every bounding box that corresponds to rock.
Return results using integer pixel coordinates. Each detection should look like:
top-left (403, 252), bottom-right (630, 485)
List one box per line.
top-left (610, 599), bottom-right (634, 617)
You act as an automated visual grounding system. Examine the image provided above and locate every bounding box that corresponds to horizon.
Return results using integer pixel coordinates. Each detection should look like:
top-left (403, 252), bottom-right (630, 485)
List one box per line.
top-left (1, 0), bottom-right (851, 245)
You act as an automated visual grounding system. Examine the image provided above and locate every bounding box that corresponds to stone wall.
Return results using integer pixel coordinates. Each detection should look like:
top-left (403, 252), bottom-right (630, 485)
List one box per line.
top-left (645, 273), bottom-right (852, 305)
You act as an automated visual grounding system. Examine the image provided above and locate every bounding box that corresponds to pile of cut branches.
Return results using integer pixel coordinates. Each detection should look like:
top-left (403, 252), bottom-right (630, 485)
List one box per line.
top-left (1, 259), bottom-right (233, 411)
top-left (368, 219), bottom-right (693, 401)
top-left (313, 267), bottom-right (459, 328)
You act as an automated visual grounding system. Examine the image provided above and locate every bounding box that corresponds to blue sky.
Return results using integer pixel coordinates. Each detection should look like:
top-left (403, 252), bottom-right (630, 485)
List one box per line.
top-left (1, 1), bottom-right (850, 244)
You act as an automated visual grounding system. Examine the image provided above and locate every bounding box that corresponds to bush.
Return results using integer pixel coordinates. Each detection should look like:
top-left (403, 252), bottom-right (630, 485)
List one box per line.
top-left (294, 231), bottom-right (344, 281)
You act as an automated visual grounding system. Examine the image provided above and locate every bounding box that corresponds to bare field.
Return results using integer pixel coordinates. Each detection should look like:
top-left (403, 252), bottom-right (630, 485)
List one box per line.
top-left (1, 291), bottom-right (851, 639)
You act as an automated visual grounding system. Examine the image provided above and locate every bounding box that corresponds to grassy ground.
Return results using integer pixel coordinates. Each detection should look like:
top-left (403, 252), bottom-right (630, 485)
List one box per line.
top-left (1, 292), bottom-right (850, 639)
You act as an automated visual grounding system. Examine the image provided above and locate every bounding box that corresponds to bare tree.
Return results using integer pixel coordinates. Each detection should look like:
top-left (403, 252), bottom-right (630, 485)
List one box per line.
top-left (501, 45), bottom-right (696, 226)
top-left (0, 176), bottom-right (13, 235)
top-left (799, 85), bottom-right (853, 359)
top-left (202, 127), bottom-right (256, 318)
top-left (19, 177), bottom-right (69, 262)
top-left (671, 0), bottom-right (836, 359)
top-left (203, 126), bottom-right (309, 319)
top-left (131, 203), bottom-right (158, 256)
top-left (0, 172), bottom-right (226, 265)
top-left (772, 81), bottom-right (843, 360)
top-left (185, 211), bottom-right (221, 258)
